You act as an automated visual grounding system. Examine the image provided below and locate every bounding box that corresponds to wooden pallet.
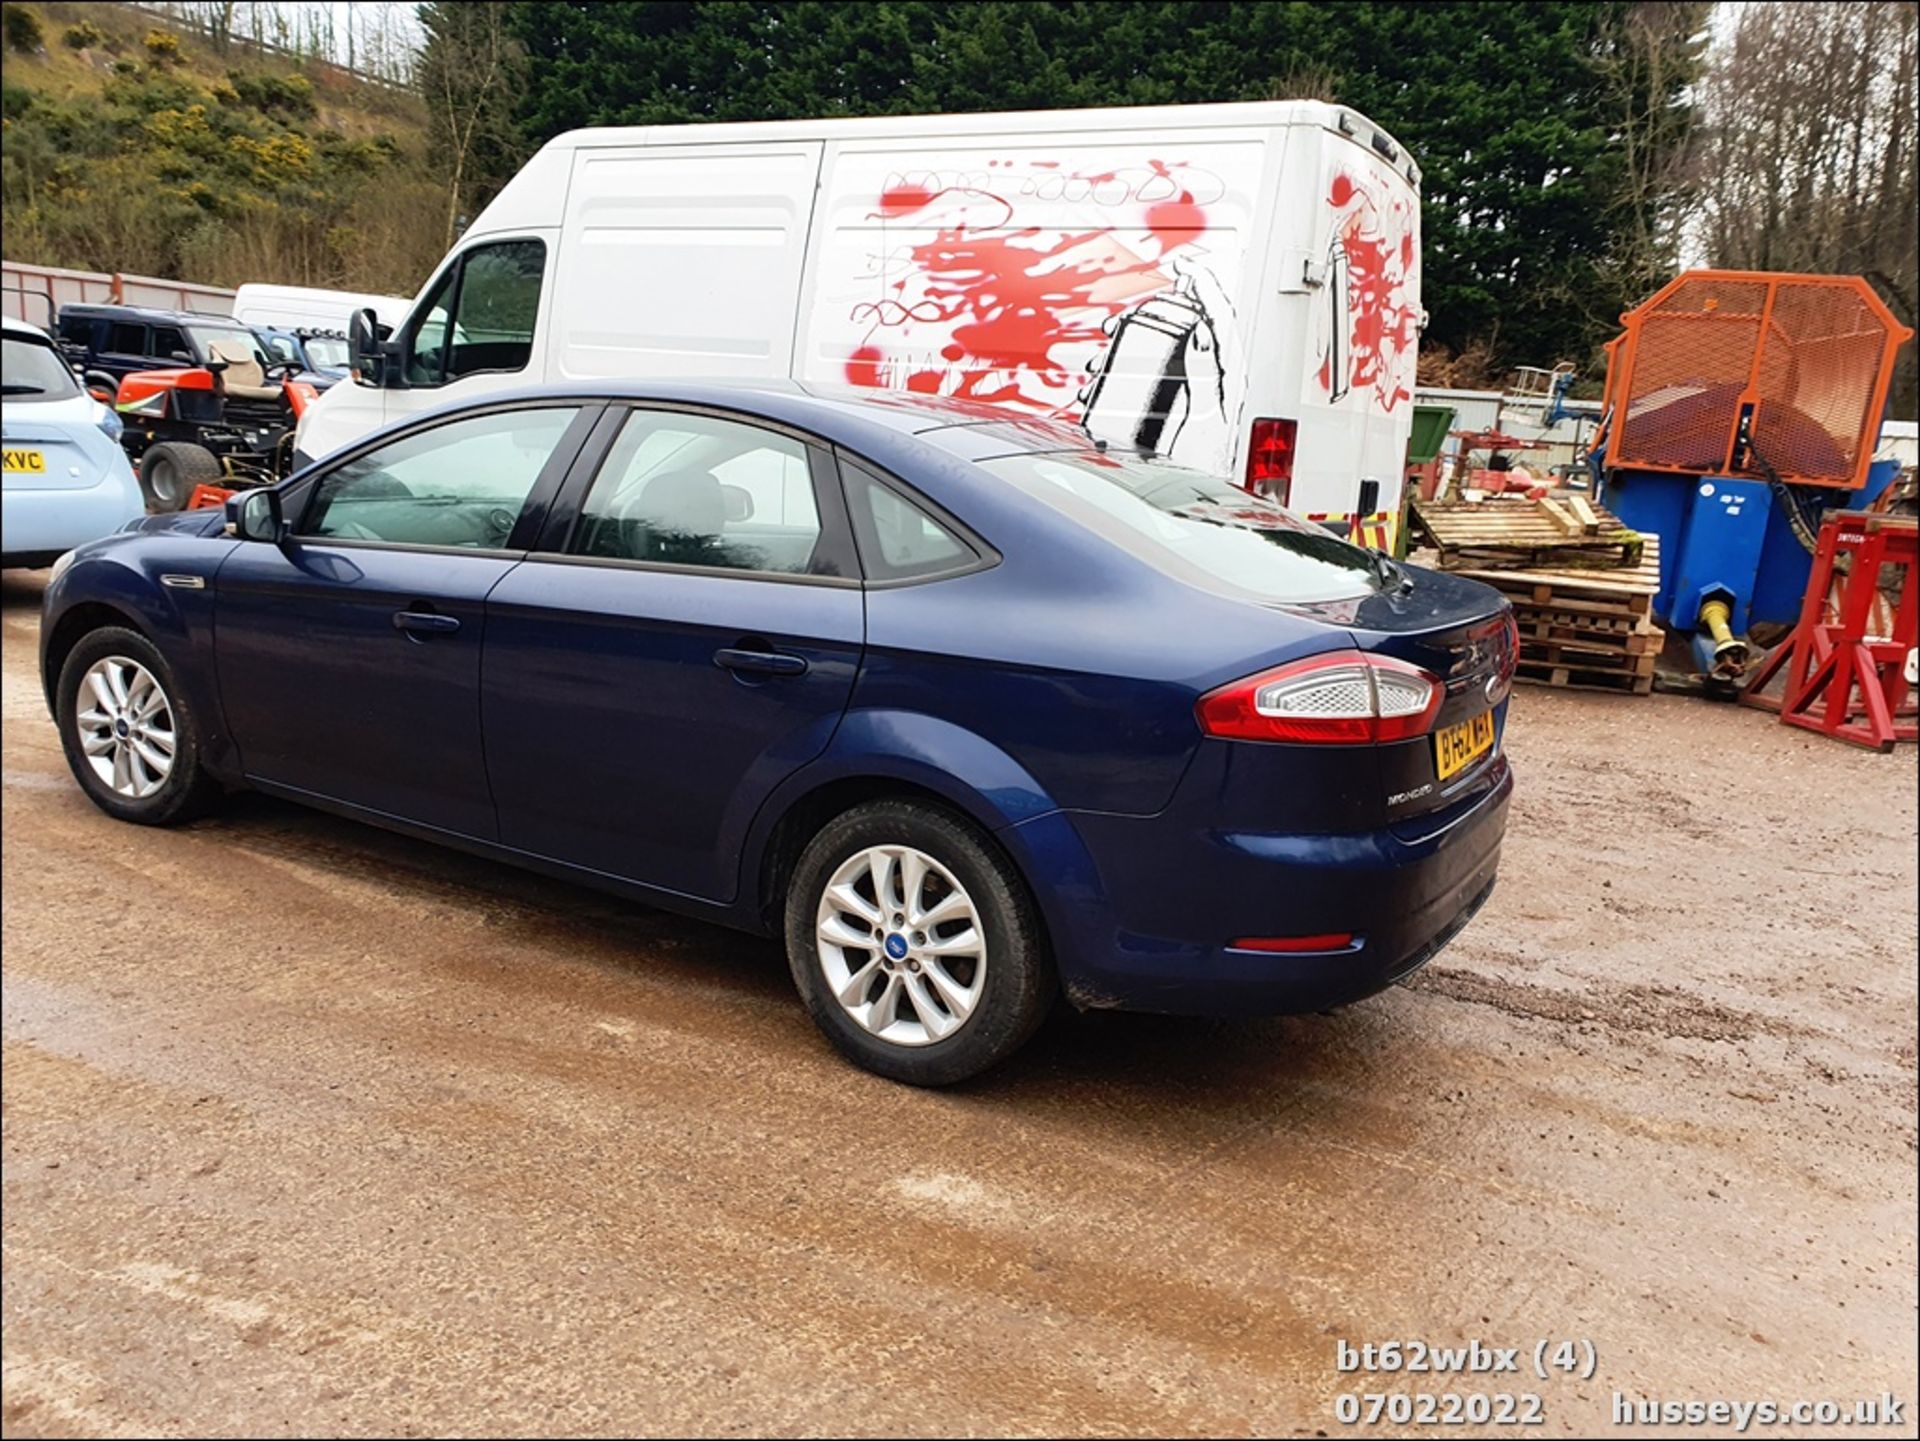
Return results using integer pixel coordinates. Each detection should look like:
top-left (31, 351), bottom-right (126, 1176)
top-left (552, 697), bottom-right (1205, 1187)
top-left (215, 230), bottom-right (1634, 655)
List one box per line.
top-left (1409, 496), bottom-right (1645, 572)
top-left (1429, 534), bottom-right (1666, 620)
top-left (1515, 663), bottom-right (1656, 696)
top-left (1412, 533), bottom-right (1667, 697)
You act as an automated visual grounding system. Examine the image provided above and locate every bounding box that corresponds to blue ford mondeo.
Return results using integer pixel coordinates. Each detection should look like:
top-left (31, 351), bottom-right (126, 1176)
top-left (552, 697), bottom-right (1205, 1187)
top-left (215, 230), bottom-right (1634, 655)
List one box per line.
top-left (40, 384), bottom-right (1514, 1084)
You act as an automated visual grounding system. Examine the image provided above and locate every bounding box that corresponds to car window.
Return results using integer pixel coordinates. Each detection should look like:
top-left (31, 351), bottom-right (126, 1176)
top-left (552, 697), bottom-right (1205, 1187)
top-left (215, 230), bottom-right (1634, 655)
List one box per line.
top-left (980, 450), bottom-right (1381, 604)
top-left (187, 325), bottom-right (260, 362)
top-left (108, 322), bottom-right (145, 355)
top-left (570, 410), bottom-right (824, 576)
top-left (257, 332), bottom-right (300, 364)
top-left (841, 461), bottom-right (976, 581)
top-left (149, 325), bottom-right (189, 359)
top-left (57, 316), bottom-right (92, 346)
top-left (2, 335), bottom-right (81, 401)
top-left (299, 406), bottom-right (580, 550)
top-left (407, 239), bottom-right (543, 387)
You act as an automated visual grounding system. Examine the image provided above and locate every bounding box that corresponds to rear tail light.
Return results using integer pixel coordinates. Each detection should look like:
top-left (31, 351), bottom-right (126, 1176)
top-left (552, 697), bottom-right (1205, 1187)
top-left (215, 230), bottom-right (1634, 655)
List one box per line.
top-left (1197, 650), bottom-right (1443, 744)
top-left (1244, 417), bottom-right (1298, 502)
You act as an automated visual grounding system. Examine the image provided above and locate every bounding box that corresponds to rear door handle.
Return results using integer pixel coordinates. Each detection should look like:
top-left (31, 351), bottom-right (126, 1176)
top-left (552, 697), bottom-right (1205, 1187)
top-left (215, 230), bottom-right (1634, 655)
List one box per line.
top-left (713, 647), bottom-right (808, 677)
top-left (393, 610), bottom-right (461, 635)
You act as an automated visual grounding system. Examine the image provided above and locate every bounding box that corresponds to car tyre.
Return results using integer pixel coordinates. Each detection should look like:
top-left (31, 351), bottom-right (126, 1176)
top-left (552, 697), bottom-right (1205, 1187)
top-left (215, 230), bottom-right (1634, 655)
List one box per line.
top-left (140, 441), bottom-right (223, 514)
top-left (56, 626), bottom-right (222, 826)
top-left (785, 799), bottom-right (1053, 1085)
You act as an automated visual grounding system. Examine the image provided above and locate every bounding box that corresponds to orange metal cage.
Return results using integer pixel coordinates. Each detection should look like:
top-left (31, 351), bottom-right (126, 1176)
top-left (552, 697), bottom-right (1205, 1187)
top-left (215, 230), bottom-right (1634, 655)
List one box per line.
top-left (1599, 271), bottom-right (1913, 490)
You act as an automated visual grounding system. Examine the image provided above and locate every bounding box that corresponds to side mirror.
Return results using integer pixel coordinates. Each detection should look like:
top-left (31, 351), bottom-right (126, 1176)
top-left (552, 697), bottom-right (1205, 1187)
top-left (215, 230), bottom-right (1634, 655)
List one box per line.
top-left (169, 349), bottom-right (193, 363)
top-left (225, 488), bottom-right (285, 544)
top-left (347, 307), bottom-right (389, 388)
top-left (721, 484), bottom-right (755, 523)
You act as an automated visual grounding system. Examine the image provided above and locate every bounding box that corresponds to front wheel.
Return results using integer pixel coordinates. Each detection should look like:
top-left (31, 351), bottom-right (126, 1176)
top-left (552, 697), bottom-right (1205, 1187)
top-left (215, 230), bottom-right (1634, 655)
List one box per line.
top-left (56, 626), bottom-right (222, 825)
top-left (785, 799), bottom-right (1053, 1085)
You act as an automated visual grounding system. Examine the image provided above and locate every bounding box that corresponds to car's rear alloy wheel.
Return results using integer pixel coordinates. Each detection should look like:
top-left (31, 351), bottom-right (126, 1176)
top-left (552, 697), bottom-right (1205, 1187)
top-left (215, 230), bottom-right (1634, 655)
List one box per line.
top-left (76, 656), bottom-right (175, 799)
top-left (815, 844), bottom-right (988, 1047)
top-left (786, 800), bottom-right (1053, 1085)
top-left (57, 626), bottom-right (221, 826)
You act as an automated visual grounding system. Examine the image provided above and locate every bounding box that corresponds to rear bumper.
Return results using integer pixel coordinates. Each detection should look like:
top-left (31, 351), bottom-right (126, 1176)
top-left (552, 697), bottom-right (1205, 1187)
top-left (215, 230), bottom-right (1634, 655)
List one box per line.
top-left (1018, 756), bottom-right (1512, 1016)
top-left (1, 469), bottom-right (144, 563)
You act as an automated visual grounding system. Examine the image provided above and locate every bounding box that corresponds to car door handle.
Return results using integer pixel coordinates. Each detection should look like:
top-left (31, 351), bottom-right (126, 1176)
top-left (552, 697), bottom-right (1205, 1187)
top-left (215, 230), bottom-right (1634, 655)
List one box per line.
top-left (393, 610), bottom-right (461, 635)
top-left (713, 647), bottom-right (808, 677)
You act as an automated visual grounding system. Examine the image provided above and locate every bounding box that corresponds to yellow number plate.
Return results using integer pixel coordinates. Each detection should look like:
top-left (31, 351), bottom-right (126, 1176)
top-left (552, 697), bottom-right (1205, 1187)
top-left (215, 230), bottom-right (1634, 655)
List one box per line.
top-left (1434, 710), bottom-right (1496, 781)
top-left (3, 448), bottom-right (47, 474)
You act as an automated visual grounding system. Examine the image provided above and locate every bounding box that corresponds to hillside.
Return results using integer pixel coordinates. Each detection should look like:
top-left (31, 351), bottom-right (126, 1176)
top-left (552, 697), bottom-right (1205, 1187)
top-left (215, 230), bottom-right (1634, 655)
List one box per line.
top-left (0, 0), bottom-right (444, 295)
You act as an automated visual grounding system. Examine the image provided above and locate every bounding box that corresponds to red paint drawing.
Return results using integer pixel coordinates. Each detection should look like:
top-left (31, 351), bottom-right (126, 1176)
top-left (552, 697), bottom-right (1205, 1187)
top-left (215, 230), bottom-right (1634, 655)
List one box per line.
top-left (1319, 167), bottom-right (1420, 413)
top-left (834, 158), bottom-right (1245, 469)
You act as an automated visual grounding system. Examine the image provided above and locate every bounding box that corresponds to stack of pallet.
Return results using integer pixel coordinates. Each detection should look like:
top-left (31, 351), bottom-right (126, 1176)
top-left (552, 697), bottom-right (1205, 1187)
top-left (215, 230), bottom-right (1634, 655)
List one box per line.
top-left (1409, 495), bottom-right (1664, 696)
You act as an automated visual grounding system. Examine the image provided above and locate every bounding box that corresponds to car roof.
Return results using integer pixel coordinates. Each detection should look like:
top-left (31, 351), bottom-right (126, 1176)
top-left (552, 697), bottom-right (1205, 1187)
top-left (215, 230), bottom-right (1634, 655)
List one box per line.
top-left (423, 379), bottom-right (1105, 464)
top-left (61, 304), bottom-right (252, 326)
top-left (3, 314), bottom-right (54, 340)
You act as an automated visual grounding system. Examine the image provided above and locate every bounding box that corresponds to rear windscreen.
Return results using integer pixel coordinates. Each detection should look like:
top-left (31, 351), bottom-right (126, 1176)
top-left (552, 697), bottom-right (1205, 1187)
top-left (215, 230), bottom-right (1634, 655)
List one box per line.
top-left (980, 449), bottom-right (1380, 603)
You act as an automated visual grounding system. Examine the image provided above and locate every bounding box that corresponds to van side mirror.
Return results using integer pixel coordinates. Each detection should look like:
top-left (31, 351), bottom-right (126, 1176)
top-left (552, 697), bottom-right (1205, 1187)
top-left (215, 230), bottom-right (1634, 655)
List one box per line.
top-left (225, 488), bottom-right (285, 544)
top-left (347, 307), bottom-right (388, 388)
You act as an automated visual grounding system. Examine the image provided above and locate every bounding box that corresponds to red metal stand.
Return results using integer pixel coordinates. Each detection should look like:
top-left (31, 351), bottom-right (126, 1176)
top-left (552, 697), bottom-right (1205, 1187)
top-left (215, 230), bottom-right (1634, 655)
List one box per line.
top-left (1741, 511), bottom-right (1918, 751)
top-left (184, 483), bottom-right (237, 511)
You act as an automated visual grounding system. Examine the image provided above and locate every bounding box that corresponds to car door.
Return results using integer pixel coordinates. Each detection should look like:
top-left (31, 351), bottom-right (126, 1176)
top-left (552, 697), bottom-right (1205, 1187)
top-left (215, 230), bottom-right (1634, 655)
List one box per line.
top-left (214, 401), bottom-right (598, 838)
top-left (481, 404), bottom-right (864, 901)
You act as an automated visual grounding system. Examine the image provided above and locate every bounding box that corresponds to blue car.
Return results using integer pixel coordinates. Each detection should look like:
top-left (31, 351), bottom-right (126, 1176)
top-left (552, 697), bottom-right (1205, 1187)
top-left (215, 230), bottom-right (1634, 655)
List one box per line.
top-left (39, 383), bottom-right (1515, 1083)
top-left (3, 316), bottom-right (145, 569)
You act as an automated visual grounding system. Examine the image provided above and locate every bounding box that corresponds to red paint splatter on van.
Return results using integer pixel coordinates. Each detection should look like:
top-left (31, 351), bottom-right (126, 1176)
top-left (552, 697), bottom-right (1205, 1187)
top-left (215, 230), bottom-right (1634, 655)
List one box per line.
top-left (876, 183), bottom-right (938, 215)
top-left (845, 345), bottom-right (885, 387)
top-left (1325, 171), bottom-right (1418, 413)
top-left (1146, 192), bottom-right (1206, 248)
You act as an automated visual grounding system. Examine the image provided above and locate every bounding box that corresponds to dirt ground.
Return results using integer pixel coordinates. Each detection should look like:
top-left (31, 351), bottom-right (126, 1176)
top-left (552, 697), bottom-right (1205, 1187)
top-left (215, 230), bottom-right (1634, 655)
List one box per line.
top-left (2, 566), bottom-right (1915, 1438)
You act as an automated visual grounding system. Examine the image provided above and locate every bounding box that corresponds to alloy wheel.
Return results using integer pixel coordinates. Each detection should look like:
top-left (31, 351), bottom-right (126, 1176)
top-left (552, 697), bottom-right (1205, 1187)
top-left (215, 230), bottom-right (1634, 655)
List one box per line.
top-left (75, 656), bottom-right (176, 799)
top-left (814, 844), bottom-right (987, 1047)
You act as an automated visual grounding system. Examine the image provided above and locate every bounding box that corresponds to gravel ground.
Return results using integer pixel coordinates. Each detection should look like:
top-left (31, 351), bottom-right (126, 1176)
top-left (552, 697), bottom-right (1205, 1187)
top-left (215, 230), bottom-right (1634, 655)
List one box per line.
top-left (3, 566), bottom-right (1915, 1438)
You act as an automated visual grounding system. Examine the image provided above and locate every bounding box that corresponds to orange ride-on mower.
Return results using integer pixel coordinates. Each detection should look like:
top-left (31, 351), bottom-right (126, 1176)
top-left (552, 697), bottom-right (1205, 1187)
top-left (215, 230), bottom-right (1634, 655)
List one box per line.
top-left (113, 338), bottom-right (318, 512)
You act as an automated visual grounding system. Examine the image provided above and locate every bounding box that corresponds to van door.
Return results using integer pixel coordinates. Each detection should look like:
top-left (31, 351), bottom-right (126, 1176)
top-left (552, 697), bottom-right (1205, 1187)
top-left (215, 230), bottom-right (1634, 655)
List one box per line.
top-left (548, 143), bottom-right (823, 382)
top-left (294, 236), bottom-right (554, 466)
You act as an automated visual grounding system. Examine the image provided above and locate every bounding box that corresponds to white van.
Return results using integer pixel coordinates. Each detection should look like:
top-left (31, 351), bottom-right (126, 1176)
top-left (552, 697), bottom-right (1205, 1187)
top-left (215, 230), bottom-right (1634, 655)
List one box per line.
top-left (302, 100), bottom-right (1424, 544)
top-left (232, 283), bottom-right (411, 336)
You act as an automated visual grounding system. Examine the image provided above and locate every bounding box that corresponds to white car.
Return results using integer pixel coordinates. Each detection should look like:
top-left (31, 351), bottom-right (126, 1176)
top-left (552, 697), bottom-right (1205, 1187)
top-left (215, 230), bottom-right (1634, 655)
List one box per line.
top-left (2, 315), bottom-right (145, 568)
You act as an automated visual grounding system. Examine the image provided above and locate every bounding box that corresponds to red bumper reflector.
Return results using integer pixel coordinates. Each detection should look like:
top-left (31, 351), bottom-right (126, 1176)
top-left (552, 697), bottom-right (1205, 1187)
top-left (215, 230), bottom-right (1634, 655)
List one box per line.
top-left (1230, 933), bottom-right (1356, 953)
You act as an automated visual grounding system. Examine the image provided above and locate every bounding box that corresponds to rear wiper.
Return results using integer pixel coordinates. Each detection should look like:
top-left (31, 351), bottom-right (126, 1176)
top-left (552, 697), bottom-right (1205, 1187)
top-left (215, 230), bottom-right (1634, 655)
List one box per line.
top-left (1, 384), bottom-right (48, 395)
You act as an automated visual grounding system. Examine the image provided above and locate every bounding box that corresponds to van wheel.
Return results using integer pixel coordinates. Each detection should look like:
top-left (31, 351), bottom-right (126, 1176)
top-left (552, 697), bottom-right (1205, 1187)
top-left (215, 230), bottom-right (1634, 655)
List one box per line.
top-left (140, 442), bottom-right (223, 513)
top-left (784, 800), bottom-right (1052, 1085)
top-left (56, 626), bottom-right (222, 826)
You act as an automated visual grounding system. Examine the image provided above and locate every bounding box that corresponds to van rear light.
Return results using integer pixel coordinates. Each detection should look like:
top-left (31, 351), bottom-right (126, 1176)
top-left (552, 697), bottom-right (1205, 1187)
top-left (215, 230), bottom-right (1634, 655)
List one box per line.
top-left (1244, 418), bottom-right (1298, 502)
top-left (1196, 650), bottom-right (1443, 744)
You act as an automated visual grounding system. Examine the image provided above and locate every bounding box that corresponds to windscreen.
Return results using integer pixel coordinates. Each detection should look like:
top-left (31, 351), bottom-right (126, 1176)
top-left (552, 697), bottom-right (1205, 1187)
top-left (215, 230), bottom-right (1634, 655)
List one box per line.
top-left (2, 334), bottom-right (81, 400)
top-left (301, 336), bottom-right (351, 370)
top-left (188, 324), bottom-right (264, 361)
top-left (980, 449), bottom-right (1381, 603)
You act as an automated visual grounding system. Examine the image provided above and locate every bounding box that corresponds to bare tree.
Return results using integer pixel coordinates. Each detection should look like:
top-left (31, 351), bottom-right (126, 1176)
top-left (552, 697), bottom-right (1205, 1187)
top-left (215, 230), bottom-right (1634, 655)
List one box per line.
top-left (1592, 3), bottom-right (1711, 300)
top-left (1693, 1), bottom-right (1919, 417)
top-left (418, 2), bottom-right (525, 246)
